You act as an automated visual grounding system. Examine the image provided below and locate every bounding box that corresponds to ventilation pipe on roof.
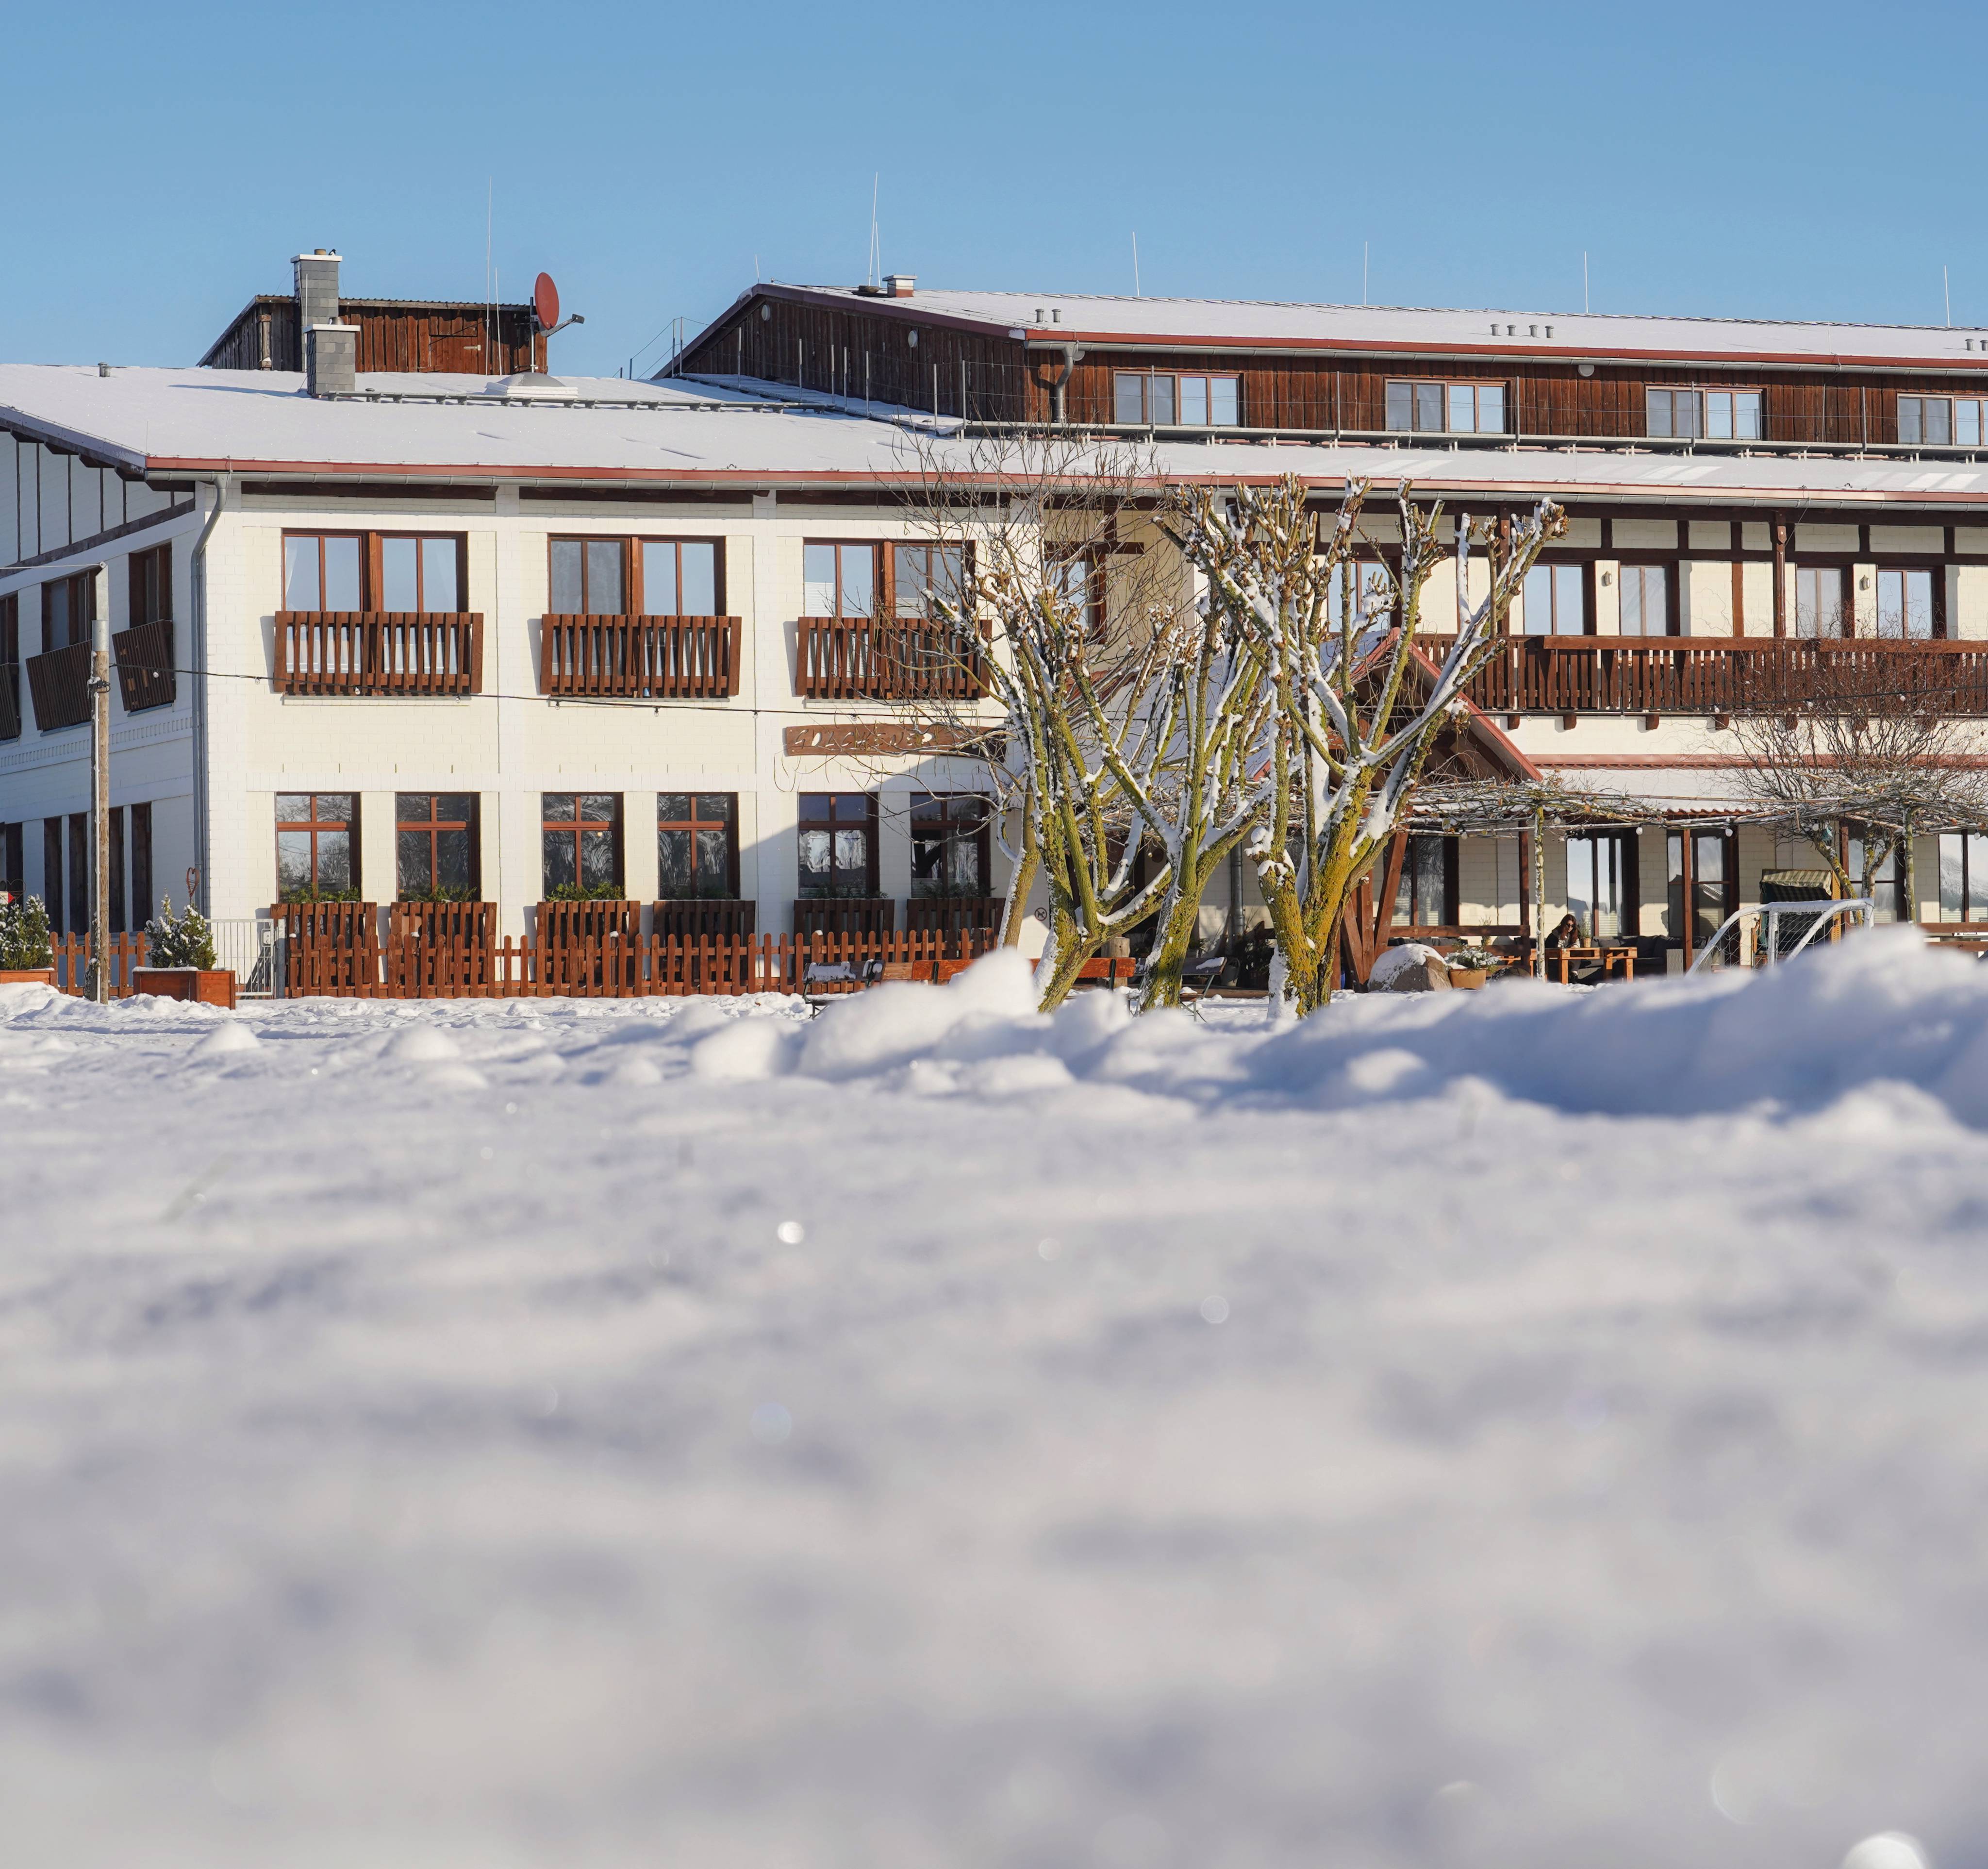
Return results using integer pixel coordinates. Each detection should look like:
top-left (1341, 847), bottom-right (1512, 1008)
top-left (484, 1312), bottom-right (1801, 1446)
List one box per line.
top-left (293, 249), bottom-right (342, 328)
top-left (884, 273), bottom-right (915, 298)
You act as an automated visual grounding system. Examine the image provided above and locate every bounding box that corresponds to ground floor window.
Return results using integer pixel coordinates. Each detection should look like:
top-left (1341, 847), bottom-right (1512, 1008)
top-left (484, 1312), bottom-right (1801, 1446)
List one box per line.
top-left (909, 794), bottom-right (992, 898)
top-left (1667, 830), bottom-right (1734, 950)
top-left (277, 793), bottom-right (358, 901)
top-left (1874, 567), bottom-right (1936, 640)
top-left (542, 793), bottom-right (622, 899)
top-left (0, 821), bottom-right (21, 908)
top-left (397, 793), bottom-right (479, 901)
top-left (130, 802), bottom-right (151, 930)
top-left (1793, 565), bottom-right (1848, 638)
top-left (658, 793), bottom-right (738, 899)
top-left (1939, 833), bottom-right (1988, 921)
top-left (1848, 833), bottom-right (1905, 923)
top-left (1566, 832), bottom-right (1635, 941)
top-left (798, 793), bottom-right (876, 898)
top-left (42, 820), bottom-right (63, 933)
top-left (1392, 834), bottom-right (1454, 928)
top-left (109, 806), bottom-right (125, 934)
top-left (67, 813), bottom-right (85, 934)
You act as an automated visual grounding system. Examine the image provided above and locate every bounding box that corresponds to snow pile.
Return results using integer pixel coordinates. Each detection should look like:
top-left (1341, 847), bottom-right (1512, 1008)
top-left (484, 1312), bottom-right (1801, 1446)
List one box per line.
top-left (3, 937), bottom-right (1988, 1865)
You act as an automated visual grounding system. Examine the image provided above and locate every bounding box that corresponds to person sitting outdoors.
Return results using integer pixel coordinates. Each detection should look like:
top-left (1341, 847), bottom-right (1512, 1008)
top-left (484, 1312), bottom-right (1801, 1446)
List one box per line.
top-left (1547, 911), bottom-right (1583, 950)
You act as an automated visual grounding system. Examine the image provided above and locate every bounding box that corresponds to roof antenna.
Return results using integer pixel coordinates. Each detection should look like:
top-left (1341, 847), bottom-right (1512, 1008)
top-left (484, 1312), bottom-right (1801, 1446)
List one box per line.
top-left (1583, 250), bottom-right (1590, 315)
top-left (1132, 231), bottom-right (1141, 299)
top-left (1945, 264), bottom-right (1953, 327)
top-left (867, 175), bottom-right (880, 289)
top-left (1362, 240), bottom-right (1369, 308)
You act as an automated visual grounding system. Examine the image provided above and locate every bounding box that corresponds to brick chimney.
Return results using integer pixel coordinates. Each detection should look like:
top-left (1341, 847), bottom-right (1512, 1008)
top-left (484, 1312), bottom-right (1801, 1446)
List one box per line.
top-left (305, 323), bottom-right (358, 397)
top-left (293, 249), bottom-right (342, 329)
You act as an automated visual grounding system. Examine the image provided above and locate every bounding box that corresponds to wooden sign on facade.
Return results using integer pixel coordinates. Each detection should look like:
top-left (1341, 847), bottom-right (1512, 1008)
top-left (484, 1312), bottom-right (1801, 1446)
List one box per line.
top-left (782, 723), bottom-right (1001, 759)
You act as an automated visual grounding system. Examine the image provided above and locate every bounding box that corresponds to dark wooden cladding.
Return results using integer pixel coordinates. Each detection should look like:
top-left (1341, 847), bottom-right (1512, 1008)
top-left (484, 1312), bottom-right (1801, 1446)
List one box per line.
top-left (112, 620), bottom-right (176, 713)
top-left (25, 642), bottom-right (91, 730)
top-left (203, 297), bottom-right (546, 375)
top-left (538, 615), bottom-right (741, 699)
top-left (679, 291), bottom-right (1988, 448)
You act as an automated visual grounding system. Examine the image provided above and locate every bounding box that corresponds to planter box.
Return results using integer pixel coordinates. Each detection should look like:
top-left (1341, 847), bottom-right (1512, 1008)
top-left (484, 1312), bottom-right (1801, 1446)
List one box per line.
top-left (1448, 968), bottom-right (1488, 990)
top-left (134, 968), bottom-right (238, 1009)
top-left (0, 967), bottom-right (56, 986)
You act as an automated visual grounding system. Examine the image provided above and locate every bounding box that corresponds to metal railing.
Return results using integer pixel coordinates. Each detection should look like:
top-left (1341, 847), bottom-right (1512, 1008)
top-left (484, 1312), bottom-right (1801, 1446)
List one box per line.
top-left (1689, 898), bottom-right (1874, 973)
top-left (211, 917), bottom-right (279, 996)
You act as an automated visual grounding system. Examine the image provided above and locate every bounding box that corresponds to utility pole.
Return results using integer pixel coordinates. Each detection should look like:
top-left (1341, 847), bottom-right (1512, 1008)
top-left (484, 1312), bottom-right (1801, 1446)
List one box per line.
top-left (88, 565), bottom-right (112, 1003)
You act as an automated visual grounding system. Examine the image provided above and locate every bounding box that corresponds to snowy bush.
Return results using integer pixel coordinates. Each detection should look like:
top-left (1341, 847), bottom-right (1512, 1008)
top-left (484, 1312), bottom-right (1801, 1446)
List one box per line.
top-left (0, 894), bottom-right (52, 969)
top-left (144, 895), bottom-right (218, 970)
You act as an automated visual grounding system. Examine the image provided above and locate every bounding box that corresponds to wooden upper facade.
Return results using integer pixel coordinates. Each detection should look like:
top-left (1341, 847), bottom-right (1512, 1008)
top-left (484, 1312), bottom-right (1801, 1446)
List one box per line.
top-left (675, 283), bottom-right (1988, 453)
top-left (202, 295), bottom-right (546, 375)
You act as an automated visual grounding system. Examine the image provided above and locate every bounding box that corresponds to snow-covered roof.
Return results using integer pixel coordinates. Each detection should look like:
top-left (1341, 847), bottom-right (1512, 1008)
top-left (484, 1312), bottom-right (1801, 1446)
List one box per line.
top-left (8, 364), bottom-right (1988, 510)
top-left (756, 283), bottom-right (1988, 371)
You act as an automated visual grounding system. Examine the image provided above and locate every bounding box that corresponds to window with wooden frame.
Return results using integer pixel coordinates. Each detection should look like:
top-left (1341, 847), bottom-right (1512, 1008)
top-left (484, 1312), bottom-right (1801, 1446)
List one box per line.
top-left (1645, 387), bottom-right (1763, 441)
top-left (276, 793), bottom-right (359, 901)
top-left (541, 793), bottom-right (623, 898)
top-left (1384, 380), bottom-right (1506, 434)
top-left (0, 821), bottom-right (21, 910)
top-left (1793, 565), bottom-right (1849, 638)
top-left (1521, 562), bottom-right (1588, 635)
top-left (1113, 371), bottom-right (1241, 427)
top-left (1848, 831), bottom-right (1906, 923)
top-left (1874, 566), bottom-right (1938, 639)
top-left (797, 793), bottom-right (878, 898)
top-left (892, 544), bottom-right (968, 618)
top-left (548, 538), bottom-right (628, 616)
top-left (66, 813), bottom-right (85, 935)
top-left (802, 542), bottom-right (877, 617)
top-left (1049, 550), bottom-right (1102, 637)
top-left (41, 572), bottom-right (95, 652)
top-left (909, 793), bottom-right (992, 898)
top-left (1327, 557), bottom-right (1397, 629)
top-left (0, 593), bottom-right (18, 740)
top-left (379, 535), bottom-right (463, 612)
top-left (282, 534), bottom-right (364, 611)
top-left (1939, 832), bottom-right (1988, 921)
top-left (130, 801), bottom-right (152, 930)
top-left (108, 806), bottom-right (125, 935)
top-left (636, 539), bottom-right (721, 616)
top-left (129, 544), bottom-right (170, 625)
top-left (396, 793), bottom-right (479, 901)
top-left (657, 793), bottom-right (739, 900)
top-left (42, 820), bottom-right (62, 934)
top-left (1566, 831), bottom-right (1635, 941)
top-left (1617, 562), bottom-right (1675, 636)
top-left (1898, 395), bottom-right (1988, 447)
top-left (1666, 829), bottom-right (1735, 951)
top-left (1391, 834), bottom-right (1455, 928)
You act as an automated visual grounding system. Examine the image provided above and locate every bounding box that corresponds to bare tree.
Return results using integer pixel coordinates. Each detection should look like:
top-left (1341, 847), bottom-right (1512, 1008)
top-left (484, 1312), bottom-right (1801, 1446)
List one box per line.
top-left (1729, 645), bottom-right (1988, 914)
top-left (1173, 475), bottom-right (1563, 1015)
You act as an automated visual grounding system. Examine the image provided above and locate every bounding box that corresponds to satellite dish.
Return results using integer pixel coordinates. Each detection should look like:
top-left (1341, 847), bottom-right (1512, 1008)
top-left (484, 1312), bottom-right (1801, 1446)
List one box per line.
top-left (533, 273), bottom-right (560, 331)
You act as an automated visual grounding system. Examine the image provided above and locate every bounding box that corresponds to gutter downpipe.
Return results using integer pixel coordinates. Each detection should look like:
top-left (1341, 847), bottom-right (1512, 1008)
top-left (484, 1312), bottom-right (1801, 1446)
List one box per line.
top-left (188, 474), bottom-right (232, 916)
top-left (1049, 343), bottom-right (1083, 424)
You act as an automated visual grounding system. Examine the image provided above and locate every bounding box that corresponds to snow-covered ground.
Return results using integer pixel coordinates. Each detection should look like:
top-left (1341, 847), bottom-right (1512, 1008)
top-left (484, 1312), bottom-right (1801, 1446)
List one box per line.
top-left (3, 939), bottom-right (1987, 1868)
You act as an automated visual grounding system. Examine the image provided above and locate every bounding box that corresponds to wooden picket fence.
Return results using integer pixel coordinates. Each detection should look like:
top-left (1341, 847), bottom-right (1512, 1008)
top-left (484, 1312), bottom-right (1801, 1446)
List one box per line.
top-left (44, 933), bottom-right (152, 996)
top-left (281, 915), bottom-right (1000, 1000)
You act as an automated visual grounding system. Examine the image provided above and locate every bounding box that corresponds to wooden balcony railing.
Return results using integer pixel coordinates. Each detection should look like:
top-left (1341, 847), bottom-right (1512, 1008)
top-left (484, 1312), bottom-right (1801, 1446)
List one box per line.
top-left (113, 619), bottom-right (176, 713)
top-left (1413, 636), bottom-right (1988, 716)
top-left (796, 617), bottom-right (989, 701)
top-left (273, 612), bottom-right (482, 696)
top-left (25, 641), bottom-right (91, 731)
top-left (539, 615), bottom-right (740, 698)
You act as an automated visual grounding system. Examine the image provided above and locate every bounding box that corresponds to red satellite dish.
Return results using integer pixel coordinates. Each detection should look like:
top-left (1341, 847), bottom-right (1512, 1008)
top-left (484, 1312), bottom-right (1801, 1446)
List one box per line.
top-left (533, 272), bottom-right (560, 331)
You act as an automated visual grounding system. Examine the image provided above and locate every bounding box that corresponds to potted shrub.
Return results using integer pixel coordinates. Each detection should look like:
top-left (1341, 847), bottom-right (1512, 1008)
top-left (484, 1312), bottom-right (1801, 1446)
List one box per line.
top-left (1445, 945), bottom-right (1498, 990)
top-left (0, 894), bottom-right (55, 986)
top-left (135, 895), bottom-right (238, 1008)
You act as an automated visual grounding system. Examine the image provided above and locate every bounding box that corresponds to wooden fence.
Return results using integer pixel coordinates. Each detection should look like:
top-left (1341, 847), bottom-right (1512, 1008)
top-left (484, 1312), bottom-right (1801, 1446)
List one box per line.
top-left (273, 613), bottom-right (482, 695)
top-left (44, 933), bottom-right (152, 995)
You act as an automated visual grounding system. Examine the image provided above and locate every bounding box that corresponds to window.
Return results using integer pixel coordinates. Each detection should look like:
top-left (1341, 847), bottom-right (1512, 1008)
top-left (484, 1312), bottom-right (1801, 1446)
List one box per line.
top-left (283, 534), bottom-right (364, 611)
top-left (1849, 833), bottom-right (1905, 923)
top-left (1940, 833), bottom-right (1988, 921)
top-left (109, 806), bottom-right (125, 935)
top-left (42, 820), bottom-right (62, 934)
top-left (67, 813), bottom-right (86, 935)
top-left (0, 593), bottom-right (17, 740)
top-left (1618, 563), bottom-right (1673, 635)
top-left (549, 538), bottom-right (626, 615)
top-left (1898, 396), bottom-right (1987, 446)
top-left (1566, 832), bottom-right (1633, 941)
top-left (1050, 552), bottom-right (1101, 635)
top-left (1667, 831), bottom-right (1733, 950)
top-left (910, 794), bottom-right (992, 898)
top-left (380, 536), bottom-right (462, 612)
top-left (130, 801), bottom-right (151, 931)
top-left (1522, 563), bottom-right (1588, 635)
top-left (638, 540), bottom-right (720, 616)
top-left (0, 821), bottom-right (21, 911)
top-left (1111, 372), bottom-right (1240, 426)
top-left (1875, 567), bottom-right (1935, 639)
top-left (277, 793), bottom-right (358, 901)
top-left (1392, 835), bottom-right (1453, 928)
top-left (41, 572), bottom-right (95, 652)
top-left (396, 793), bottom-right (479, 901)
top-left (541, 793), bottom-right (622, 898)
top-left (1326, 558), bottom-right (1396, 628)
top-left (657, 793), bottom-right (738, 900)
top-left (129, 544), bottom-right (170, 625)
top-left (803, 542), bottom-right (876, 617)
top-left (1793, 566), bottom-right (1849, 638)
top-left (1646, 388), bottom-right (1762, 440)
top-left (798, 793), bottom-right (877, 898)
top-left (1384, 380), bottom-right (1505, 434)
top-left (893, 544), bottom-right (968, 618)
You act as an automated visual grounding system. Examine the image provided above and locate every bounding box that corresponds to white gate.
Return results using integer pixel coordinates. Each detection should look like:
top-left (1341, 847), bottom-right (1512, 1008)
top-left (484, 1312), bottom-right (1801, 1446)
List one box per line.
top-left (1687, 898), bottom-right (1875, 975)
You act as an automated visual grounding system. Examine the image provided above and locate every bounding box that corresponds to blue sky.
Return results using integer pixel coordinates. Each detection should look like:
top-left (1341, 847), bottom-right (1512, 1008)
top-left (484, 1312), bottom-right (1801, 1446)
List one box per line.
top-left (1, 0), bottom-right (1979, 375)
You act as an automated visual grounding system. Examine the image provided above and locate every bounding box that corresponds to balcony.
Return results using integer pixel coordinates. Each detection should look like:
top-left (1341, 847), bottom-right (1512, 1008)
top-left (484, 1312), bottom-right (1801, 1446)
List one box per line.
top-left (539, 615), bottom-right (739, 699)
top-left (25, 641), bottom-right (91, 731)
top-left (1414, 636), bottom-right (1988, 718)
top-left (114, 619), bottom-right (176, 713)
top-left (796, 617), bottom-right (989, 701)
top-left (273, 612), bottom-right (482, 696)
